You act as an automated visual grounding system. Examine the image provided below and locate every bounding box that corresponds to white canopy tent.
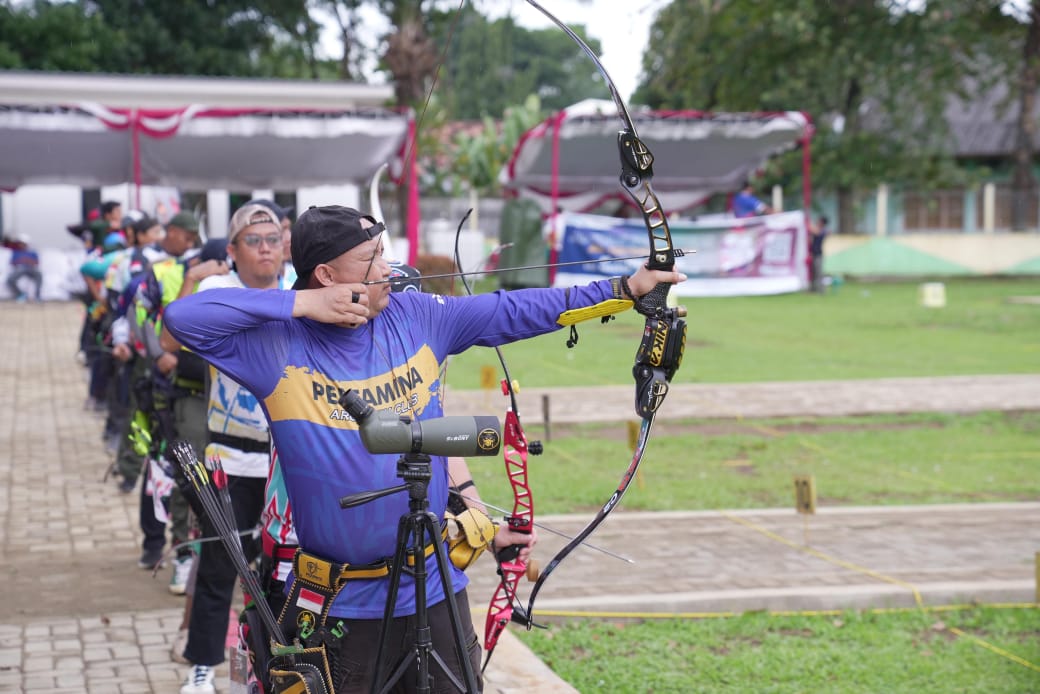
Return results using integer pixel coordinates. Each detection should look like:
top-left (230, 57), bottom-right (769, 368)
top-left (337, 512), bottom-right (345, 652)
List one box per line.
top-left (0, 71), bottom-right (421, 259)
top-left (0, 71), bottom-right (410, 189)
top-left (0, 72), bottom-right (425, 299)
top-left (500, 99), bottom-right (814, 215)
top-left (0, 103), bottom-right (410, 191)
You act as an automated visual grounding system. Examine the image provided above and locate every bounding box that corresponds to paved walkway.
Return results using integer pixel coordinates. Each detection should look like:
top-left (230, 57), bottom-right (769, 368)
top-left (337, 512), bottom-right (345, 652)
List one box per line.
top-left (1, 302), bottom-right (1037, 693)
top-left (446, 373), bottom-right (1040, 422)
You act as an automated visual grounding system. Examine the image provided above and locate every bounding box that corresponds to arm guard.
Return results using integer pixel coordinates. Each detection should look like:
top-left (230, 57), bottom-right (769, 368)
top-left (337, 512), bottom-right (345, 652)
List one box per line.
top-left (556, 277), bottom-right (633, 326)
top-left (445, 509), bottom-right (498, 571)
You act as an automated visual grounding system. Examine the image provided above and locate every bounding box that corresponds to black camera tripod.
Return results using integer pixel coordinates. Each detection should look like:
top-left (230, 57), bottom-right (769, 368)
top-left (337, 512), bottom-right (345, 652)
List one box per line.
top-left (339, 453), bottom-right (480, 694)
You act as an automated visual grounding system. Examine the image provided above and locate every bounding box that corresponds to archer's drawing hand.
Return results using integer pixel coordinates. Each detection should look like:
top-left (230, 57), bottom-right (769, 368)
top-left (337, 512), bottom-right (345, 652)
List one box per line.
top-left (293, 284), bottom-right (370, 328)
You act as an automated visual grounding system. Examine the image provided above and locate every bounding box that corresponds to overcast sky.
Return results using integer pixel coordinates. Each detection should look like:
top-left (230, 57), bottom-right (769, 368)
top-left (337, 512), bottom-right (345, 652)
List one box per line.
top-left (318, 0), bottom-right (668, 103)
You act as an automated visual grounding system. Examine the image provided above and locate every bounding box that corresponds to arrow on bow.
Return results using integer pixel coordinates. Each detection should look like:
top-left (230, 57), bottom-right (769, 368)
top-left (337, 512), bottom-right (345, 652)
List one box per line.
top-left (361, 248), bottom-right (691, 287)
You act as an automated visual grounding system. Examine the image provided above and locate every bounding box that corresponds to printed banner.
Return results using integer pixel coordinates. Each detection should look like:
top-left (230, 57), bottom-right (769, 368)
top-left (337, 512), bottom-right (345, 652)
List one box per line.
top-left (553, 211), bottom-right (809, 297)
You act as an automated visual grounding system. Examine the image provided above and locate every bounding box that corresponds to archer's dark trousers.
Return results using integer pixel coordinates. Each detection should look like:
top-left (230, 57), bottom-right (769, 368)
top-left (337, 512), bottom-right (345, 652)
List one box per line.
top-left (325, 589), bottom-right (482, 694)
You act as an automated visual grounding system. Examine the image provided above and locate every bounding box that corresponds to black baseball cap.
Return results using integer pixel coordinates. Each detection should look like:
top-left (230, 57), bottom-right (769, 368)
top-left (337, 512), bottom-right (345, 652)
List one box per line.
top-left (290, 205), bottom-right (384, 290)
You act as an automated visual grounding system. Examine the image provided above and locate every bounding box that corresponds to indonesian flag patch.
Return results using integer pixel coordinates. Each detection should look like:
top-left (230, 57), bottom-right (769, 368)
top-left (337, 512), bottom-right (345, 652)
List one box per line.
top-left (296, 587), bottom-right (325, 614)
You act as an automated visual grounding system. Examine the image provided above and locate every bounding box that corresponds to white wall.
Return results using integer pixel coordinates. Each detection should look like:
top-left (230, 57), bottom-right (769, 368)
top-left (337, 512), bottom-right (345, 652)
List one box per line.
top-left (100, 184), bottom-right (181, 224)
top-left (295, 184), bottom-right (359, 212)
top-left (1, 183), bottom-right (184, 250)
top-left (206, 190), bottom-right (230, 238)
top-left (2, 185), bottom-right (83, 249)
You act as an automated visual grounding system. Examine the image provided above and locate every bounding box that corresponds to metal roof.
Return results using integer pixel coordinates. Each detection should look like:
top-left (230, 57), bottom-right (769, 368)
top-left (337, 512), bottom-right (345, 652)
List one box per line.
top-left (944, 78), bottom-right (1037, 157)
top-left (0, 70), bottom-right (394, 110)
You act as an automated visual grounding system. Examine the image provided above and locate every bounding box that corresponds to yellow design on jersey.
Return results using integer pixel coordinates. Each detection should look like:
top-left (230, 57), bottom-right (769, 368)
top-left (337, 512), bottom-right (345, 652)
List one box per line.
top-left (265, 344), bottom-right (442, 428)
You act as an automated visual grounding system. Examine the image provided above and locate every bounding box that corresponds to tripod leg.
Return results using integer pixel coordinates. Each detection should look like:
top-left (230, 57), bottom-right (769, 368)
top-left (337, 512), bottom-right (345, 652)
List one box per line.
top-left (372, 514), bottom-right (414, 694)
top-left (408, 513), bottom-right (433, 694)
top-left (421, 513), bottom-right (480, 694)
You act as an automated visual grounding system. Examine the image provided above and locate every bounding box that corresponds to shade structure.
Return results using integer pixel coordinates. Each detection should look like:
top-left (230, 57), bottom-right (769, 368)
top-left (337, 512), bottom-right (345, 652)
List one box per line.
top-left (0, 70), bottom-right (420, 260)
top-left (0, 103), bottom-right (409, 191)
top-left (500, 99), bottom-right (813, 215)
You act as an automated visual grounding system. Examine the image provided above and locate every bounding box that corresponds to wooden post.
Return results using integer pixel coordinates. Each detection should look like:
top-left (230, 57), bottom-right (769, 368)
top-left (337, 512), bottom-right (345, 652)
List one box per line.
top-left (983, 183), bottom-right (996, 233)
top-left (480, 365), bottom-right (497, 410)
top-left (541, 394), bottom-right (551, 442)
top-left (794, 475), bottom-right (816, 545)
top-left (876, 184), bottom-right (889, 237)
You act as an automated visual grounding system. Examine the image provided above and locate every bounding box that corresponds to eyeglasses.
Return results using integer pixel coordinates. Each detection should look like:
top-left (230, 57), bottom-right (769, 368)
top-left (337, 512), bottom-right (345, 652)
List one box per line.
top-left (237, 233), bottom-right (282, 248)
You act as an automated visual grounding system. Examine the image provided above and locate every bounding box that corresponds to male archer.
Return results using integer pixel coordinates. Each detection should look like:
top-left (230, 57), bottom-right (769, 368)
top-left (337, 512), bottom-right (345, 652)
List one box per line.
top-left (164, 204), bottom-right (685, 692)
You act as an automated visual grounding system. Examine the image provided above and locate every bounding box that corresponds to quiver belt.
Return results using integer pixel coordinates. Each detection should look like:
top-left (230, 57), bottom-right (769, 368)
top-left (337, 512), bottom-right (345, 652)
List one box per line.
top-left (267, 528), bottom-right (448, 694)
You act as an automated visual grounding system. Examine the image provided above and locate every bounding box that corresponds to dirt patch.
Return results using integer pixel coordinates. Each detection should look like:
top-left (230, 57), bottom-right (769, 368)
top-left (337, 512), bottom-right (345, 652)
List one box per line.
top-left (723, 459), bottom-right (758, 476)
top-left (914, 621), bottom-right (959, 645)
top-left (1003, 410), bottom-right (1040, 431)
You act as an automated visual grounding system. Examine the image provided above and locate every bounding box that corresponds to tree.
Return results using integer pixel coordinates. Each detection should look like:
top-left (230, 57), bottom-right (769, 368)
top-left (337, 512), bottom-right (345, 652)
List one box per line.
top-left (1012, 0), bottom-right (1039, 230)
top-left (0, 0), bottom-right (118, 71)
top-left (361, 2), bottom-right (604, 222)
top-left (449, 94), bottom-right (543, 195)
top-left (377, 0), bottom-right (441, 108)
top-left (88, 0), bottom-right (319, 76)
top-left (0, 0), bottom-right (323, 78)
top-left (635, 0), bottom-right (1016, 234)
top-left (315, 0), bottom-right (368, 80)
top-left (322, 2), bottom-right (605, 118)
top-left (433, 5), bottom-right (604, 119)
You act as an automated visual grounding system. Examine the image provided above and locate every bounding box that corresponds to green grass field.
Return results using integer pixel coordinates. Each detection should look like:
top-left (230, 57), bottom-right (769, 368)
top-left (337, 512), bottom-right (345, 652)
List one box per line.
top-left (468, 411), bottom-right (1040, 514)
top-left (457, 278), bottom-right (1040, 691)
top-left (518, 606), bottom-right (1040, 693)
top-left (446, 278), bottom-right (1040, 389)
top-left (506, 410), bottom-right (1040, 693)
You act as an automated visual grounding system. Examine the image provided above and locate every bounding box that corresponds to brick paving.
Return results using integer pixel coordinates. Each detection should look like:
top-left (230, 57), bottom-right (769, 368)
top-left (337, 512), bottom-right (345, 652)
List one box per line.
top-left (1, 301), bottom-right (1037, 693)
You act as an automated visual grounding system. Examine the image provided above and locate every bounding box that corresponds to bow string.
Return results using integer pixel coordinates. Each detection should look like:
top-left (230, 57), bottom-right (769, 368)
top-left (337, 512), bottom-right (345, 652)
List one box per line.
top-left (451, 211), bottom-right (543, 669)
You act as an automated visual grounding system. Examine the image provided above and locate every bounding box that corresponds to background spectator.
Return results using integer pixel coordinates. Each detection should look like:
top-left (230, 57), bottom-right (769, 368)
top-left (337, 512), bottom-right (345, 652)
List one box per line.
top-left (808, 215), bottom-right (830, 293)
top-left (733, 181), bottom-right (773, 218)
top-left (5, 234), bottom-right (43, 302)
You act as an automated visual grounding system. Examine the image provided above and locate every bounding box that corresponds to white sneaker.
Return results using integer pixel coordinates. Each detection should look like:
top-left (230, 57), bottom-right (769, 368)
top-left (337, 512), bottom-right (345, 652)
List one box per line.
top-left (170, 627), bottom-right (189, 664)
top-left (180, 664), bottom-right (215, 694)
top-left (169, 555), bottom-right (194, 595)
